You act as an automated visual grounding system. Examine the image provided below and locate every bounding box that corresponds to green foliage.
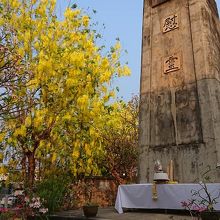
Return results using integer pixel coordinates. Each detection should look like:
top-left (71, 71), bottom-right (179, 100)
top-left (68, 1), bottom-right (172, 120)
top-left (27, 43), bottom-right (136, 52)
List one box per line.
top-left (0, 211), bottom-right (14, 220)
top-left (36, 174), bottom-right (71, 213)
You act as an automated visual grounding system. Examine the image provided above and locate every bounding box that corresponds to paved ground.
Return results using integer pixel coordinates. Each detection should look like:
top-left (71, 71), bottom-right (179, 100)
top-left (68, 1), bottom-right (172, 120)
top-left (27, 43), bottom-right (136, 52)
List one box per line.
top-left (55, 207), bottom-right (195, 220)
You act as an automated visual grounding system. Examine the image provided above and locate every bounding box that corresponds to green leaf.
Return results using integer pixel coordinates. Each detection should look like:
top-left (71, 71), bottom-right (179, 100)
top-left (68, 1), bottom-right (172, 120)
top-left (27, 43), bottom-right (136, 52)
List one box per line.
top-left (71, 3), bottom-right (77, 9)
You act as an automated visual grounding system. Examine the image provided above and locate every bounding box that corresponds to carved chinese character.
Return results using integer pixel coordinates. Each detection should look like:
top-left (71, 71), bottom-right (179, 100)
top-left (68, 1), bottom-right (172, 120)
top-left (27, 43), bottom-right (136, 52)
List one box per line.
top-left (152, 0), bottom-right (170, 7)
top-left (162, 14), bottom-right (179, 33)
top-left (164, 54), bottom-right (181, 74)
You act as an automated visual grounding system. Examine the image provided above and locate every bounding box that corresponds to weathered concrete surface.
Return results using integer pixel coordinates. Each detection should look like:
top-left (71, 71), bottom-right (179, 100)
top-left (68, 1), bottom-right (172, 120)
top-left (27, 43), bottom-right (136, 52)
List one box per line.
top-left (55, 207), bottom-right (192, 220)
top-left (139, 0), bottom-right (220, 183)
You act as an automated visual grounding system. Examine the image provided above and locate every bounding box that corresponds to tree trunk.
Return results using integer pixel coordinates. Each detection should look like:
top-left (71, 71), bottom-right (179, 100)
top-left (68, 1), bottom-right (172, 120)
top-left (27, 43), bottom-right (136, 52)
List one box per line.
top-left (21, 154), bottom-right (27, 183)
top-left (27, 151), bottom-right (35, 188)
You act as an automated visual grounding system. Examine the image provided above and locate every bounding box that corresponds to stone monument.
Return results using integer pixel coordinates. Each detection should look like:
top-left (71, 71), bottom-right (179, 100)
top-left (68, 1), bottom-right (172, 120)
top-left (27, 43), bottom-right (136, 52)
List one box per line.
top-left (139, 0), bottom-right (220, 182)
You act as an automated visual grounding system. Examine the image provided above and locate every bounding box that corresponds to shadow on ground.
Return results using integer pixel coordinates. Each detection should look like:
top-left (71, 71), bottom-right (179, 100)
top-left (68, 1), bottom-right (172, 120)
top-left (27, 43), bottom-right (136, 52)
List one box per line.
top-left (53, 207), bottom-right (193, 220)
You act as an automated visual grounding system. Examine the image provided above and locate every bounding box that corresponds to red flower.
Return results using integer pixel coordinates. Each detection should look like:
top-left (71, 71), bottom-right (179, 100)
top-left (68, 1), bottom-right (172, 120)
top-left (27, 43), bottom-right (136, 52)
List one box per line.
top-left (0, 207), bottom-right (8, 213)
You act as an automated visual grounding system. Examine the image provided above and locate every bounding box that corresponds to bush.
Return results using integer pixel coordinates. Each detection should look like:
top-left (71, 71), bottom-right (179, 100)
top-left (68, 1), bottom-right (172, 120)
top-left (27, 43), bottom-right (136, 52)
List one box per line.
top-left (36, 174), bottom-right (71, 213)
top-left (0, 211), bottom-right (14, 220)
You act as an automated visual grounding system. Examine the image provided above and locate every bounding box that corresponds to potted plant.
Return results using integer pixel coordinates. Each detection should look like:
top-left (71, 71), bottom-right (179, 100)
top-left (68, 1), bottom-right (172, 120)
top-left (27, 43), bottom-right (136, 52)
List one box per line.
top-left (82, 178), bottom-right (99, 218)
top-left (82, 204), bottom-right (99, 218)
top-left (181, 166), bottom-right (220, 220)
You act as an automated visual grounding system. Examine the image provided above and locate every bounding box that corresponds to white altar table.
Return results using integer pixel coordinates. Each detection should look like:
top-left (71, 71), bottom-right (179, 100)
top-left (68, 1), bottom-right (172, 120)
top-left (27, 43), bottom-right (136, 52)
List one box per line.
top-left (115, 183), bottom-right (220, 214)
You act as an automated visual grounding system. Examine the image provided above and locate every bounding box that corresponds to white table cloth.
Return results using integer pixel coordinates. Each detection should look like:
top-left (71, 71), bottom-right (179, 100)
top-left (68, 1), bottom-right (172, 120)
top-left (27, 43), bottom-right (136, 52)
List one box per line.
top-left (115, 183), bottom-right (220, 214)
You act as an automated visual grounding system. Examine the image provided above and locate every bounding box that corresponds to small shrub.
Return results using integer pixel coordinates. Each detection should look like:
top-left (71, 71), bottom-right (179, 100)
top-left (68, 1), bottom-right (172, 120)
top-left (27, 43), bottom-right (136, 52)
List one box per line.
top-left (0, 210), bottom-right (14, 220)
top-left (36, 174), bottom-right (71, 213)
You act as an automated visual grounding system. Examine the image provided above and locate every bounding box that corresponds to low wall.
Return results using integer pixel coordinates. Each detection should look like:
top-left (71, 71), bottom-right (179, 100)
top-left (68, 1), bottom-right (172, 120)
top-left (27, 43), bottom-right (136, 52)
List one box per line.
top-left (71, 177), bottom-right (118, 208)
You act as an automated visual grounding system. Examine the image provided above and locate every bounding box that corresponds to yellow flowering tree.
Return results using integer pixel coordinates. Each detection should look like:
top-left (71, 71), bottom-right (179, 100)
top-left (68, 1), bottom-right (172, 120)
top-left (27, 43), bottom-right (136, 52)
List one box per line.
top-left (101, 95), bottom-right (139, 184)
top-left (0, 38), bottom-right (25, 119)
top-left (0, 0), bottom-right (130, 187)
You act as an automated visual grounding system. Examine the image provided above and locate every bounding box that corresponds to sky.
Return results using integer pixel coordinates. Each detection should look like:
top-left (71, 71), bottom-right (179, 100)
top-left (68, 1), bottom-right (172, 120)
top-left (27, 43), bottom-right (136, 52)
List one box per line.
top-left (57, 0), bottom-right (220, 101)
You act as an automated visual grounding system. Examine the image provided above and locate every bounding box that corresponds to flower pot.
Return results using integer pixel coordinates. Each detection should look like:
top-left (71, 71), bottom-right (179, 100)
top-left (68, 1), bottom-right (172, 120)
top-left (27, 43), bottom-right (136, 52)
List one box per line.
top-left (82, 205), bottom-right (98, 217)
top-left (200, 211), bottom-right (220, 220)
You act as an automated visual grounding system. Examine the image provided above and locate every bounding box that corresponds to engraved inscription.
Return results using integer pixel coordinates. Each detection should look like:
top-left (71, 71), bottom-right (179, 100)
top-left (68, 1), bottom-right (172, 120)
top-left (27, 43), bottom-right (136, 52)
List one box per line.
top-left (162, 14), bottom-right (179, 33)
top-left (164, 53), bottom-right (181, 74)
top-left (152, 0), bottom-right (170, 7)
